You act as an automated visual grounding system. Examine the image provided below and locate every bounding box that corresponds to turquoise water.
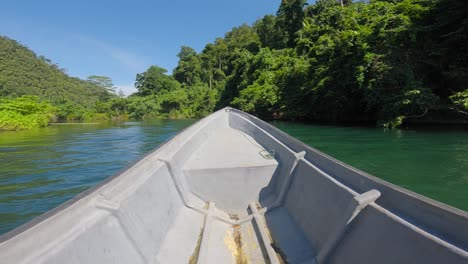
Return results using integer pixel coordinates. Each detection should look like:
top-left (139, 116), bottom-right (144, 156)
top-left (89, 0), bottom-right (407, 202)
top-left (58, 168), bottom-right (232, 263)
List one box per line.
top-left (272, 122), bottom-right (468, 212)
top-left (0, 120), bottom-right (467, 235)
top-left (0, 120), bottom-right (196, 234)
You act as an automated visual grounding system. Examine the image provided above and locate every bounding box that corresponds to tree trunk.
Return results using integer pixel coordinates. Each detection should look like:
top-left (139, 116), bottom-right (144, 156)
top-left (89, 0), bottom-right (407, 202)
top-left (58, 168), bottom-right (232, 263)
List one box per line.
top-left (209, 74), bottom-right (212, 89)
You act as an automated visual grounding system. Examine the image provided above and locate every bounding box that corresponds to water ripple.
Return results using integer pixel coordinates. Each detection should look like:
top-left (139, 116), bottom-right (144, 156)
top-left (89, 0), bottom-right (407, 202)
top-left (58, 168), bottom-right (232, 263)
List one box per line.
top-left (0, 119), bottom-right (195, 234)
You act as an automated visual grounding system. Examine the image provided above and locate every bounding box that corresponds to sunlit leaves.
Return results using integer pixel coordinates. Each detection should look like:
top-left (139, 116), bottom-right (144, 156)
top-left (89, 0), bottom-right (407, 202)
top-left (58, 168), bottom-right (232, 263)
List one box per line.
top-left (135, 66), bottom-right (180, 96)
top-left (450, 90), bottom-right (468, 111)
top-left (0, 96), bottom-right (55, 131)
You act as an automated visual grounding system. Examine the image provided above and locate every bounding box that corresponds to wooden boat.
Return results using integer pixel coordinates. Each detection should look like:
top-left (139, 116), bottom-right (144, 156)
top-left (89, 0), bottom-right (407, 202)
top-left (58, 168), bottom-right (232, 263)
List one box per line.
top-left (0, 108), bottom-right (467, 264)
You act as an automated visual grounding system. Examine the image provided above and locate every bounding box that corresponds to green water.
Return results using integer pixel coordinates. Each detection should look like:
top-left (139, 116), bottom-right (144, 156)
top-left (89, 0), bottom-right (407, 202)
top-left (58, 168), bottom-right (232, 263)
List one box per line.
top-left (272, 122), bottom-right (468, 212)
top-left (0, 120), bottom-right (467, 235)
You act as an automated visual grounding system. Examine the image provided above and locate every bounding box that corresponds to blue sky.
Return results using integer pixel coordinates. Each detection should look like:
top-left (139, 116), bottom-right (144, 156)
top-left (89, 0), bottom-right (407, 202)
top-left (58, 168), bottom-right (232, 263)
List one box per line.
top-left (0, 0), bottom-right (281, 95)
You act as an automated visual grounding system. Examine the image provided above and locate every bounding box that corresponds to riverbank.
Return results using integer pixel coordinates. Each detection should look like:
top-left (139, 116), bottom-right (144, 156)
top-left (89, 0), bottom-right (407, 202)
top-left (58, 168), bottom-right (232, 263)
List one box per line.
top-left (0, 96), bottom-right (55, 131)
top-left (3, 106), bottom-right (467, 132)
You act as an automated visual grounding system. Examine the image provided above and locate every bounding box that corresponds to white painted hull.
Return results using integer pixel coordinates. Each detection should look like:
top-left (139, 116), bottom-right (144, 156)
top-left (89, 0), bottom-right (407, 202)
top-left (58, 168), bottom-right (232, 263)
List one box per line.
top-left (0, 108), bottom-right (467, 263)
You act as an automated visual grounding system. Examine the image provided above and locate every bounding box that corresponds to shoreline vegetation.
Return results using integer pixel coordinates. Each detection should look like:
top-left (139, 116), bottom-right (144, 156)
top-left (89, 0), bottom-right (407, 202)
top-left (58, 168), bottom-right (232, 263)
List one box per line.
top-left (1, 0), bottom-right (467, 131)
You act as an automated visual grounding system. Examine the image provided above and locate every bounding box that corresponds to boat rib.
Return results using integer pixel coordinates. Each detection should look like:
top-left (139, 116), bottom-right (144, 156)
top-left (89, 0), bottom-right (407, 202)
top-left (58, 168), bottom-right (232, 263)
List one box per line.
top-left (0, 108), bottom-right (467, 264)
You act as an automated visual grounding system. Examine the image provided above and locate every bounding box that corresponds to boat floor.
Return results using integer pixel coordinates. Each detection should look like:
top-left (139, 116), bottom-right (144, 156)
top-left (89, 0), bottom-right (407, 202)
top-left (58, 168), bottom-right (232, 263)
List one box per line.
top-left (161, 127), bottom-right (316, 263)
top-left (183, 127), bottom-right (279, 214)
top-left (158, 203), bottom-right (316, 264)
top-left (185, 127), bottom-right (277, 171)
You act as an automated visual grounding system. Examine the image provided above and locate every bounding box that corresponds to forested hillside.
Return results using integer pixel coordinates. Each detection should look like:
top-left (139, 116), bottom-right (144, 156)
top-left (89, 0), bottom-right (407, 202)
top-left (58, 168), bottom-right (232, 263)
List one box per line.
top-left (159, 0), bottom-right (467, 127)
top-left (0, 36), bottom-right (119, 129)
top-left (1, 0), bottom-right (467, 130)
top-left (0, 37), bottom-right (111, 106)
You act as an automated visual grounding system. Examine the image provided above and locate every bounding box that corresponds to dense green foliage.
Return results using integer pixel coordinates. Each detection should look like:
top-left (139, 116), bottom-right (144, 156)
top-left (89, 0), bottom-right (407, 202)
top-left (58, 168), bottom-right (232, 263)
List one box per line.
top-left (0, 96), bottom-right (55, 130)
top-left (0, 36), bottom-right (119, 125)
top-left (164, 0), bottom-right (467, 126)
top-left (0, 37), bottom-right (112, 106)
top-left (1, 0), bottom-right (467, 130)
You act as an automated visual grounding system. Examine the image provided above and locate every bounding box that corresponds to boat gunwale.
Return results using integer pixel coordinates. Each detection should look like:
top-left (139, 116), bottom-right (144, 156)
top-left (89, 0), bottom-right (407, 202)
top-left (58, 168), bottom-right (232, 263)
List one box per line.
top-left (229, 108), bottom-right (468, 252)
top-left (230, 109), bottom-right (468, 218)
top-left (0, 112), bottom-right (215, 243)
top-left (1, 107), bottom-right (467, 252)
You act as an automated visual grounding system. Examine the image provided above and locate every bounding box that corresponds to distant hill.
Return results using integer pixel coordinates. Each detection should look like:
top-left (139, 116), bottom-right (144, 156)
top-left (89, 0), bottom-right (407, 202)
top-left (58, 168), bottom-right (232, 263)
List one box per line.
top-left (0, 36), bottom-right (109, 107)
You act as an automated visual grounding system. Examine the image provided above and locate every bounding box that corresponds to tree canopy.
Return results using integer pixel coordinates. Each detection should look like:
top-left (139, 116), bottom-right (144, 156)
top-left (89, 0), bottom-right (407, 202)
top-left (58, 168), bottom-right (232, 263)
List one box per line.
top-left (1, 0), bottom-right (467, 129)
top-left (162, 0), bottom-right (468, 126)
top-left (135, 66), bottom-right (180, 96)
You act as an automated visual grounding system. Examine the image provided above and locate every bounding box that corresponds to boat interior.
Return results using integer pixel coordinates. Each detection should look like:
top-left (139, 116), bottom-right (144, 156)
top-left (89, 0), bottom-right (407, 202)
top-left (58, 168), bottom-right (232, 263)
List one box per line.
top-left (0, 108), bottom-right (466, 264)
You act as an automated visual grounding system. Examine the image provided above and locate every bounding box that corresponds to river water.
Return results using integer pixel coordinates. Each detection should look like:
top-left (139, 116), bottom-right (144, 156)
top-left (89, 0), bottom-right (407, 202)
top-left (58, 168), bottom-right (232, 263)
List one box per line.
top-left (0, 120), bottom-right (467, 234)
